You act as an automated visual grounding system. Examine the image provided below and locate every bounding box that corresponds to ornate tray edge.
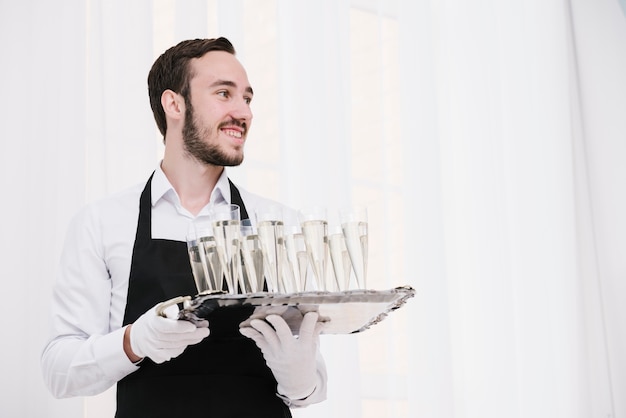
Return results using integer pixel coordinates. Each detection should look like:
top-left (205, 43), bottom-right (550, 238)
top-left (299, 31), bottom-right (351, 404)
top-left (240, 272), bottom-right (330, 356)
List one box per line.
top-left (157, 285), bottom-right (416, 335)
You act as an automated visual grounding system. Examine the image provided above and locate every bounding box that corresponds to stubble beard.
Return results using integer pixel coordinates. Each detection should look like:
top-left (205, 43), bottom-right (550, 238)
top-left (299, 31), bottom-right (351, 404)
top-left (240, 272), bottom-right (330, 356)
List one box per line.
top-left (182, 103), bottom-right (245, 167)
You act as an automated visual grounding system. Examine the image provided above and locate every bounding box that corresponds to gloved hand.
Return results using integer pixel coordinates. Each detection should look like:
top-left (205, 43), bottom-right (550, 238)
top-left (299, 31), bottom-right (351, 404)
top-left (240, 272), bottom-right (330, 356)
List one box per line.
top-left (129, 303), bottom-right (210, 364)
top-left (240, 311), bottom-right (324, 400)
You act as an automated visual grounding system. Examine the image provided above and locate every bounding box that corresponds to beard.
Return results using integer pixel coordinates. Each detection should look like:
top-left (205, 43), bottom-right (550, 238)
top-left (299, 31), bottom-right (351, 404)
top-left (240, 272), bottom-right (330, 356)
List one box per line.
top-left (182, 103), bottom-right (245, 167)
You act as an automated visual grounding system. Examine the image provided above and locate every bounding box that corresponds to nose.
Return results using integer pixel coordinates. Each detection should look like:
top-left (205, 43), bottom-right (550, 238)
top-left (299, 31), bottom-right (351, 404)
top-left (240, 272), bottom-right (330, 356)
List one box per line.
top-left (230, 97), bottom-right (253, 126)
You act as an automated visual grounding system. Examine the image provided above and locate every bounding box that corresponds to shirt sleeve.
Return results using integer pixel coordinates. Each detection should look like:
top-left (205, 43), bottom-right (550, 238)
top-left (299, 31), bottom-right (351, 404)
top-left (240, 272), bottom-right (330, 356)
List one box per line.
top-left (41, 205), bottom-right (138, 398)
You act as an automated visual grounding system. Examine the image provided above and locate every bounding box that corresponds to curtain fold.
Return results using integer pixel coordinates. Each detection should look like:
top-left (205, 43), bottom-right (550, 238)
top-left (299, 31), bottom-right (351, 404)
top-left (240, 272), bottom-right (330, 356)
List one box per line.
top-left (85, 0), bottom-right (157, 201)
top-left (1, 1), bottom-right (623, 417)
top-left (1, 1), bottom-right (87, 416)
top-left (569, 0), bottom-right (626, 415)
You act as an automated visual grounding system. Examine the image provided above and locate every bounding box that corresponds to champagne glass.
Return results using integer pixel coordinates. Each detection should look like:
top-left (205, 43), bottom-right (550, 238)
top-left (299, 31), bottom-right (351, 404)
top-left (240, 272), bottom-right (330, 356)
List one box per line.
top-left (299, 206), bottom-right (330, 291)
top-left (328, 224), bottom-right (351, 291)
top-left (203, 235), bottom-right (224, 292)
top-left (255, 205), bottom-right (285, 293)
top-left (340, 206), bottom-right (368, 289)
top-left (187, 222), bottom-right (210, 293)
top-left (283, 225), bottom-right (309, 292)
top-left (240, 219), bottom-right (264, 293)
top-left (211, 204), bottom-right (241, 294)
top-left (186, 221), bottom-right (222, 293)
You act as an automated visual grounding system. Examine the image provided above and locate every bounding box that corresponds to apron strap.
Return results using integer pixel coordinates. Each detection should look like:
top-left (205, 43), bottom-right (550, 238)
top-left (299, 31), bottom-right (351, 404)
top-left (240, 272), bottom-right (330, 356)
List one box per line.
top-left (229, 178), bottom-right (249, 220)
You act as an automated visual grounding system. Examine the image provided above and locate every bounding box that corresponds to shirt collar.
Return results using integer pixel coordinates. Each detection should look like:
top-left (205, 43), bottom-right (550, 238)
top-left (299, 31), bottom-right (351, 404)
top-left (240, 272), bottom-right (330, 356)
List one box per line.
top-left (151, 163), bottom-right (232, 209)
top-left (212, 170), bottom-right (232, 206)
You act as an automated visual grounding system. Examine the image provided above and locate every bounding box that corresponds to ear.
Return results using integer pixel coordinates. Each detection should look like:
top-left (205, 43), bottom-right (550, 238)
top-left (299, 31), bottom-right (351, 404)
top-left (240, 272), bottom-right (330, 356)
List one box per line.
top-left (161, 89), bottom-right (185, 122)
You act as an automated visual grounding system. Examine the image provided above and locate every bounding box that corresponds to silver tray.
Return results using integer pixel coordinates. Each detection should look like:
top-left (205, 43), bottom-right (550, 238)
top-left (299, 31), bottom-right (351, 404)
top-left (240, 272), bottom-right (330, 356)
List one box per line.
top-left (157, 286), bottom-right (415, 335)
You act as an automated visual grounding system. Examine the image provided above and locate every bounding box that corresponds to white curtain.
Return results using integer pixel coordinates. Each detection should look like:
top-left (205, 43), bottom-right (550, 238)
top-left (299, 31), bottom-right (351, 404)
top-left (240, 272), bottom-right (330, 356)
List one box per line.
top-left (1, 0), bottom-right (624, 417)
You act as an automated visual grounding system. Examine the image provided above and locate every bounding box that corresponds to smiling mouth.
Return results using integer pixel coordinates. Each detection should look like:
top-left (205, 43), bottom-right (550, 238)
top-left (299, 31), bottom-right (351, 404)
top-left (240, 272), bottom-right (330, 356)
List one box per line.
top-left (221, 128), bottom-right (243, 139)
top-left (219, 119), bottom-right (247, 140)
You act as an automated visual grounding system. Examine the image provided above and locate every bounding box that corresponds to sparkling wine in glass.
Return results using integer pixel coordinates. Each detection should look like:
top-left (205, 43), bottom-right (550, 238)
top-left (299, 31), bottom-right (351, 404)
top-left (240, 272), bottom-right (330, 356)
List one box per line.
top-left (240, 219), bottom-right (264, 293)
top-left (211, 204), bottom-right (241, 294)
top-left (299, 206), bottom-right (330, 291)
top-left (202, 235), bottom-right (224, 292)
top-left (187, 238), bottom-right (208, 293)
top-left (187, 221), bottom-right (212, 293)
top-left (187, 221), bottom-right (225, 293)
top-left (328, 225), bottom-right (351, 291)
top-left (256, 205), bottom-right (285, 293)
top-left (340, 206), bottom-right (368, 289)
top-left (283, 226), bottom-right (309, 292)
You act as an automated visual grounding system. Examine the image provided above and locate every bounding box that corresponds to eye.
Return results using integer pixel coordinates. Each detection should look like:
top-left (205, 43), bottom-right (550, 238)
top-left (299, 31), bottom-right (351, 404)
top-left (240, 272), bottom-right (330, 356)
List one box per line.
top-left (217, 90), bottom-right (229, 98)
top-left (244, 96), bottom-right (252, 105)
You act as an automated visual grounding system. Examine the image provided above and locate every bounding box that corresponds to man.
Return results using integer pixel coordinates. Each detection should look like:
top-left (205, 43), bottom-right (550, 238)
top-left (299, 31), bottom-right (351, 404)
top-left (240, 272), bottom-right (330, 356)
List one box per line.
top-left (41, 37), bottom-right (327, 417)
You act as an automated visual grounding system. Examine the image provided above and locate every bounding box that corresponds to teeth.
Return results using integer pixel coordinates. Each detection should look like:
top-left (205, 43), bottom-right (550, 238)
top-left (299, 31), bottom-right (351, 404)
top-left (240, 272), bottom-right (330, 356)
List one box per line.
top-left (223, 129), bottom-right (242, 138)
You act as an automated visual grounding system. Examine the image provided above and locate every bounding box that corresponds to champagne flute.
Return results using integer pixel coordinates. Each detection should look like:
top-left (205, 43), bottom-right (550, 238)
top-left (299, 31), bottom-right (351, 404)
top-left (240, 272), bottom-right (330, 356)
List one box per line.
top-left (187, 220), bottom-right (223, 293)
top-left (255, 205), bottom-right (285, 293)
top-left (340, 206), bottom-right (368, 289)
top-left (240, 219), bottom-right (264, 293)
top-left (186, 222), bottom-right (211, 293)
top-left (283, 225), bottom-right (309, 292)
top-left (203, 235), bottom-right (224, 292)
top-left (211, 204), bottom-right (241, 294)
top-left (328, 224), bottom-right (351, 291)
top-left (299, 206), bottom-right (330, 291)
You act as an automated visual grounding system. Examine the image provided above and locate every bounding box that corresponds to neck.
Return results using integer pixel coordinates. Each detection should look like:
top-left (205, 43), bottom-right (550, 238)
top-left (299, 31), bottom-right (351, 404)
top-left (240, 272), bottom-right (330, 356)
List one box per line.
top-left (161, 150), bottom-right (224, 216)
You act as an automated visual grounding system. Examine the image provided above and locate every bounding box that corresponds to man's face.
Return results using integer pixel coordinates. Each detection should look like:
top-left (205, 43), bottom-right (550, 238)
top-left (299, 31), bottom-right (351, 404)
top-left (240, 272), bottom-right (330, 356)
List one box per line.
top-left (182, 51), bottom-right (253, 167)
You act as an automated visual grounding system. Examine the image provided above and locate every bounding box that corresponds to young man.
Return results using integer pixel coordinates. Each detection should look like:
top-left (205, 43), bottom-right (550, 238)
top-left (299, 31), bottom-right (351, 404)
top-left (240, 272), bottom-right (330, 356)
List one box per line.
top-left (42, 37), bottom-right (327, 417)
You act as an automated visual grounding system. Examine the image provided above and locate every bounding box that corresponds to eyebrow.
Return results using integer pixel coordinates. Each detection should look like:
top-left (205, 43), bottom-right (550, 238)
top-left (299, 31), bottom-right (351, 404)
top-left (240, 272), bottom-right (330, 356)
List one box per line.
top-left (210, 79), bottom-right (254, 95)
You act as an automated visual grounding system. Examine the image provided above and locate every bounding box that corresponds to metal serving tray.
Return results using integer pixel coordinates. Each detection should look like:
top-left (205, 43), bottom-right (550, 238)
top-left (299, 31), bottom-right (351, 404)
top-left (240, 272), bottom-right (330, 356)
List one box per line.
top-left (157, 286), bottom-right (415, 335)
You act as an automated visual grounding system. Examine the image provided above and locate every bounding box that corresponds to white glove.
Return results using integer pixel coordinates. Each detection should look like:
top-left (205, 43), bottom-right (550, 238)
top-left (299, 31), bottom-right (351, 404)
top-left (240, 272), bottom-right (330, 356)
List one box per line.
top-left (129, 304), bottom-right (210, 364)
top-left (240, 311), bottom-right (324, 400)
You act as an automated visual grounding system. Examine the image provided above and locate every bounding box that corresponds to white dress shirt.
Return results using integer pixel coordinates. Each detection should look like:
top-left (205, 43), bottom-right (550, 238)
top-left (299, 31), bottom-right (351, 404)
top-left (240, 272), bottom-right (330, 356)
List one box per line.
top-left (41, 165), bottom-right (326, 406)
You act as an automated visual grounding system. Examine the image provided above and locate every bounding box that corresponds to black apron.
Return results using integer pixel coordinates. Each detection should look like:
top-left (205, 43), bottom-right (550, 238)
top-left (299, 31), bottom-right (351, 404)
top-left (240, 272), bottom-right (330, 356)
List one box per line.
top-left (116, 174), bottom-right (291, 418)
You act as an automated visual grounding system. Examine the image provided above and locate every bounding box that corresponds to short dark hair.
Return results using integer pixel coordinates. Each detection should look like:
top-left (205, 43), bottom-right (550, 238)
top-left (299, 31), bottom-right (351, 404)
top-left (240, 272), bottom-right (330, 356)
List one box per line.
top-left (148, 37), bottom-right (236, 137)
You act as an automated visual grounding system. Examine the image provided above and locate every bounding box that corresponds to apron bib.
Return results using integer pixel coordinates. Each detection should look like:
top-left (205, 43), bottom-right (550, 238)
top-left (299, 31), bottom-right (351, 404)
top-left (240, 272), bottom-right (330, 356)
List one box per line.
top-left (116, 174), bottom-right (290, 418)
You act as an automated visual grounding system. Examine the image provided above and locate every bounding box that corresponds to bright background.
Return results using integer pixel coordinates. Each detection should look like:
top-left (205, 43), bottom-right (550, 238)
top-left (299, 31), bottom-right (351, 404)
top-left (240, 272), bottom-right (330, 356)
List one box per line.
top-left (1, 1), bottom-right (624, 417)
